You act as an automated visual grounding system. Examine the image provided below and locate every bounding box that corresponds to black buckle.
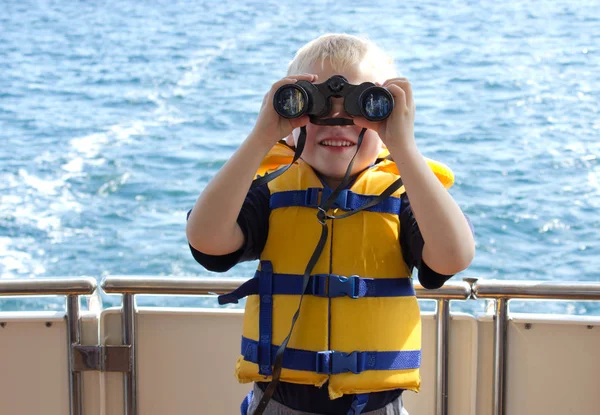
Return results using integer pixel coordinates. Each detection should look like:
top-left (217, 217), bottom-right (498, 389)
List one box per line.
top-left (315, 350), bottom-right (360, 374)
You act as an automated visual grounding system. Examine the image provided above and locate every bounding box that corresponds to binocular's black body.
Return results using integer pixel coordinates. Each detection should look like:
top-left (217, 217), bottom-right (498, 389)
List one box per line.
top-left (273, 75), bottom-right (394, 122)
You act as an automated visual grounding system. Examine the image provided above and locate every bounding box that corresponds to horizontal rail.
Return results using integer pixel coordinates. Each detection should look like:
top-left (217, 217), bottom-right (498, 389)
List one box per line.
top-left (0, 277), bottom-right (97, 296)
top-left (3, 277), bottom-right (600, 302)
top-left (101, 276), bottom-right (249, 295)
top-left (101, 276), bottom-right (473, 300)
top-left (416, 281), bottom-right (472, 300)
top-left (473, 280), bottom-right (600, 300)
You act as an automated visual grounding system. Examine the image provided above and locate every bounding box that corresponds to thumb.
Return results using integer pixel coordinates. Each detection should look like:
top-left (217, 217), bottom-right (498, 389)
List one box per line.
top-left (352, 117), bottom-right (381, 132)
top-left (289, 115), bottom-right (310, 129)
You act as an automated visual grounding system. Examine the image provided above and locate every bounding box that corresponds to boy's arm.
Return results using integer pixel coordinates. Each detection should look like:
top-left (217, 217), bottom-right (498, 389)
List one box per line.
top-left (187, 184), bottom-right (270, 271)
top-left (355, 78), bottom-right (475, 276)
top-left (389, 142), bottom-right (475, 276)
top-left (400, 198), bottom-right (474, 288)
top-left (186, 134), bottom-right (274, 255)
top-left (186, 74), bottom-right (317, 256)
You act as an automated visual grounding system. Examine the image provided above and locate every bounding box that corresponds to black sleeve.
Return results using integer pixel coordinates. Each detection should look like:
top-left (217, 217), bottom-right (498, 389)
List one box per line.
top-left (399, 195), bottom-right (474, 290)
top-left (187, 184), bottom-right (270, 272)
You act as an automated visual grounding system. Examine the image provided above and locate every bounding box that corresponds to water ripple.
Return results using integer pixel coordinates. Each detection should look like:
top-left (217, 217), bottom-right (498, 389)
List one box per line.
top-left (1, 0), bottom-right (599, 315)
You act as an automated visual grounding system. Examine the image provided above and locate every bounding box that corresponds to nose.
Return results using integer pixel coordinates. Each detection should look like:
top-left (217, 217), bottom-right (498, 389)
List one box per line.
top-left (329, 97), bottom-right (350, 118)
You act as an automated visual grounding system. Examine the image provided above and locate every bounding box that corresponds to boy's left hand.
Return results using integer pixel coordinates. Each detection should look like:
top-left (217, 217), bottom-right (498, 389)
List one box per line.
top-left (352, 78), bottom-right (416, 149)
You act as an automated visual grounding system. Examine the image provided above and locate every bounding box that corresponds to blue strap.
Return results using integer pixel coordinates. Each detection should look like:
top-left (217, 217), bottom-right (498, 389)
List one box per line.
top-left (270, 188), bottom-right (402, 214)
top-left (241, 337), bottom-right (421, 374)
top-left (218, 272), bottom-right (415, 304)
top-left (348, 394), bottom-right (369, 415)
top-left (258, 261), bottom-right (273, 376)
top-left (240, 389), bottom-right (253, 415)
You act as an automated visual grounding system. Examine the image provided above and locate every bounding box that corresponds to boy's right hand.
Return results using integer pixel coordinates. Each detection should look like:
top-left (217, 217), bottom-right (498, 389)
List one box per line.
top-left (251, 74), bottom-right (318, 145)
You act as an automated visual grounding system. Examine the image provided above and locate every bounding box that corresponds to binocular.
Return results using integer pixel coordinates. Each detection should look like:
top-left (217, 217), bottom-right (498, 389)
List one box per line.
top-left (273, 75), bottom-right (394, 122)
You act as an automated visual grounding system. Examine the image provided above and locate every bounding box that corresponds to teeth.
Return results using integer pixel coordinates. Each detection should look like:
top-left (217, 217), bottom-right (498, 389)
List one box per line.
top-left (320, 140), bottom-right (354, 147)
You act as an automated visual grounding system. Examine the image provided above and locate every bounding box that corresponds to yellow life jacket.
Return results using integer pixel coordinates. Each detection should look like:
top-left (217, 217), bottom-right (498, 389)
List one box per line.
top-left (224, 142), bottom-right (454, 400)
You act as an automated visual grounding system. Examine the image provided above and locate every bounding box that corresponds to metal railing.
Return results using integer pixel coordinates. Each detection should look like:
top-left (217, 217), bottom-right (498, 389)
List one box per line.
top-left (2, 276), bottom-right (600, 415)
top-left (472, 280), bottom-right (600, 415)
top-left (100, 276), bottom-right (472, 415)
top-left (0, 277), bottom-right (97, 415)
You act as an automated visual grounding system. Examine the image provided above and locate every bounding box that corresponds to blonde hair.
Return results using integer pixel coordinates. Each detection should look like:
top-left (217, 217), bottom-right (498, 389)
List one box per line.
top-left (287, 33), bottom-right (396, 82)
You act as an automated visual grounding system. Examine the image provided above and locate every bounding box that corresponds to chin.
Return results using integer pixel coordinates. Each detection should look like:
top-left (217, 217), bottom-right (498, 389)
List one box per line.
top-left (319, 167), bottom-right (347, 178)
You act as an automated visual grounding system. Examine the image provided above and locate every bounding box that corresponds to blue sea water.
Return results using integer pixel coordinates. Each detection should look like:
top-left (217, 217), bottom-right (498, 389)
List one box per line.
top-left (1, 0), bottom-right (599, 314)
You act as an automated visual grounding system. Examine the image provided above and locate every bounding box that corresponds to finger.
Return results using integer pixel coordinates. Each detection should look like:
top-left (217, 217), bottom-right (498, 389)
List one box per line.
top-left (289, 114), bottom-right (311, 130)
top-left (385, 80), bottom-right (412, 105)
top-left (398, 81), bottom-right (413, 107)
top-left (383, 77), bottom-right (409, 85)
top-left (271, 77), bottom-right (299, 89)
top-left (352, 116), bottom-right (381, 132)
top-left (280, 74), bottom-right (319, 86)
top-left (384, 79), bottom-right (410, 88)
top-left (288, 73), bottom-right (319, 82)
top-left (387, 84), bottom-right (408, 109)
top-left (258, 91), bottom-right (269, 110)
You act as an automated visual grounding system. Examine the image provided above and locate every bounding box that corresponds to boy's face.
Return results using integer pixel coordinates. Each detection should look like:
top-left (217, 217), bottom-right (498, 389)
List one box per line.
top-left (291, 59), bottom-right (384, 188)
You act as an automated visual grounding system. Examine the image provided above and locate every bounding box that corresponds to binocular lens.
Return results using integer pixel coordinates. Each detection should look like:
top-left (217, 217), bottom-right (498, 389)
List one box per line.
top-left (362, 89), bottom-right (393, 121)
top-left (274, 85), bottom-right (306, 118)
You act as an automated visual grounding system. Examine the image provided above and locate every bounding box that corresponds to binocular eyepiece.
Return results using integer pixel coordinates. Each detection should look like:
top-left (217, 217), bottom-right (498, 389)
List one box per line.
top-left (273, 75), bottom-right (394, 122)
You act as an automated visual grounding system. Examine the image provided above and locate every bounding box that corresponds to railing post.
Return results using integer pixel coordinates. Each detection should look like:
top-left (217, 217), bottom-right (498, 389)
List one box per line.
top-left (436, 299), bottom-right (450, 415)
top-left (493, 298), bottom-right (508, 415)
top-left (66, 294), bottom-right (83, 415)
top-left (122, 294), bottom-right (137, 415)
top-left (0, 278), bottom-right (96, 415)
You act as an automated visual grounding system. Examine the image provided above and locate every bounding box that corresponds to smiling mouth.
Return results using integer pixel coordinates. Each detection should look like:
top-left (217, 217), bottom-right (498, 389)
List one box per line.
top-left (319, 139), bottom-right (355, 147)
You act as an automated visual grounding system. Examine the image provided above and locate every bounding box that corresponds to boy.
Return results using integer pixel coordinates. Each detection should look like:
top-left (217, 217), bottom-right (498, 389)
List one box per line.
top-left (187, 34), bottom-right (475, 415)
